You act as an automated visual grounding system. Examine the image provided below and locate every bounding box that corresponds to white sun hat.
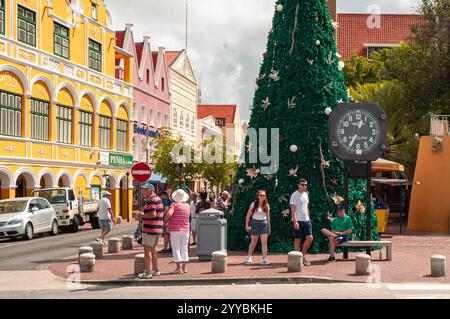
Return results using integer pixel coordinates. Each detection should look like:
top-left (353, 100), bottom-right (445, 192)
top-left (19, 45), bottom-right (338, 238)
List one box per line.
top-left (171, 189), bottom-right (189, 203)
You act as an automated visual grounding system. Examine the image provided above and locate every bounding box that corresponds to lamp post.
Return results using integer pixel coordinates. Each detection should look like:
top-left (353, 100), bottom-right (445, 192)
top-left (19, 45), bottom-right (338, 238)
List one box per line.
top-left (126, 172), bottom-right (130, 223)
top-left (175, 155), bottom-right (185, 190)
top-left (103, 170), bottom-right (110, 191)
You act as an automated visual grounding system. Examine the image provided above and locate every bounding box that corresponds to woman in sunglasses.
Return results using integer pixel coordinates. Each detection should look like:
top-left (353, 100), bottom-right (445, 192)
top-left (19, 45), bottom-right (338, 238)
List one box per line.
top-left (245, 190), bottom-right (271, 265)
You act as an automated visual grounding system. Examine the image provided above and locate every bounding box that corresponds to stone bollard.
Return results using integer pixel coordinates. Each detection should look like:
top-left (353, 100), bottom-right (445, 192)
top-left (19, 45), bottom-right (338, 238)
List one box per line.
top-left (355, 254), bottom-right (371, 275)
top-left (431, 255), bottom-right (446, 277)
top-left (287, 251), bottom-right (303, 272)
top-left (122, 235), bottom-right (134, 250)
top-left (134, 254), bottom-right (145, 275)
top-left (89, 241), bottom-right (104, 259)
top-left (108, 238), bottom-right (121, 253)
top-left (79, 253), bottom-right (96, 273)
top-left (116, 216), bottom-right (122, 224)
top-left (78, 246), bottom-right (93, 262)
top-left (211, 251), bottom-right (227, 273)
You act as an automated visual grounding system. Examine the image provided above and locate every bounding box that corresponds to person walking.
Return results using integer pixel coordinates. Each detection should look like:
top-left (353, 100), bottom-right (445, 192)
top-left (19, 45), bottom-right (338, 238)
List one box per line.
top-left (165, 189), bottom-right (191, 274)
top-left (245, 190), bottom-right (271, 265)
top-left (96, 191), bottom-right (116, 247)
top-left (136, 183), bottom-right (164, 279)
top-left (290, 179), bottom-right (313, 266)
top-left (158, 190), bottom-right (172, 254)
top-left (190, 192), bottom-right (199, 246)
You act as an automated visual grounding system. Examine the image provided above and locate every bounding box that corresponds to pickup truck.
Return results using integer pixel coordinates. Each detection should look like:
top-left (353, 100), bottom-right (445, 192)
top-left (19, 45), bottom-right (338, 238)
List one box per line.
top-left (31, 188), bottom-right (99, 232)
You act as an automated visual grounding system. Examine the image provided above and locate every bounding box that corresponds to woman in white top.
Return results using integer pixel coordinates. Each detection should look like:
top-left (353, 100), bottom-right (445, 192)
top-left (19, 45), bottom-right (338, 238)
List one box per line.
top-left (245, 190), bottom-right (271, 265)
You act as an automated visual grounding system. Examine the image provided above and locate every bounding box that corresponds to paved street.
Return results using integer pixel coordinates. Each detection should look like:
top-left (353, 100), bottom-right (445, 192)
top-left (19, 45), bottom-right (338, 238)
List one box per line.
top-left (1, 270), bottom-right (450, 299)
top-left (0, 223), bottom-right (137, 271)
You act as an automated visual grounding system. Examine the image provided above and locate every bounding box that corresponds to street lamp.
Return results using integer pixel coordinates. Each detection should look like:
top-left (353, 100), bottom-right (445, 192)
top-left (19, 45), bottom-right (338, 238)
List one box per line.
top-left (175, 155), bottom-right (185, 189)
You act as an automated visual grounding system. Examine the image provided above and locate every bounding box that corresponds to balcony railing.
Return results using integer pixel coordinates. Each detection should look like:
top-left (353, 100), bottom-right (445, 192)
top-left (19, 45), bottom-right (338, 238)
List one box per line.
top-left (430, 115), bottom-right (450, 137)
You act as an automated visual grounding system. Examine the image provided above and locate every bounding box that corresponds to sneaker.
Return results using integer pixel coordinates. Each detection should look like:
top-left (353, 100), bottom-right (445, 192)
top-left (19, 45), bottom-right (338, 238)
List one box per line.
top-left (245, 256), bottom-right (252, 264)
top-left (303, 257), bottom-right (311, 266)
top-left (151, 270), bottom-right (161, 276)
top-left (262, 257), bottom-right (271, 266)
top-left (102, 240), bottom-right (108, 247)
top-left (138, 272), bottom-right (153, 279)
top-left (95, 237), bottom-right (101, 242)
top-left (327, 256), bottom-right (336, 262)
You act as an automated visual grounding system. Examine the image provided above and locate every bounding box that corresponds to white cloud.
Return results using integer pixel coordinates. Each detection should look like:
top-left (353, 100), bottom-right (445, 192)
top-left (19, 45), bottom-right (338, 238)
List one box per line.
top-left (107, 0), bottom-right (419, 121)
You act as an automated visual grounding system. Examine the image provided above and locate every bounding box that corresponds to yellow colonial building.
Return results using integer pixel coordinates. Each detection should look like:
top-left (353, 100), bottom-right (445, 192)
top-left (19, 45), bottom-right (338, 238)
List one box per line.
top-left (0, 0), bottom-right (134, 218)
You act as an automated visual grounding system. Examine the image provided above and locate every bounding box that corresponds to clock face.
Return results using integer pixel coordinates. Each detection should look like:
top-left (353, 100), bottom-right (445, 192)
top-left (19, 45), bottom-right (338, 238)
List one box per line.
top-left (335, 110), bottom-right (381, 156)
top-left (329, 103), bottom-right (387, 161)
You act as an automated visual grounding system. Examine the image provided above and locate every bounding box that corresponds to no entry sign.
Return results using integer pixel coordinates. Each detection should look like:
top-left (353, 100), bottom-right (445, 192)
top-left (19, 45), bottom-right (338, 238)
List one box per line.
top-left (131, 162), bottom-right (152, 183)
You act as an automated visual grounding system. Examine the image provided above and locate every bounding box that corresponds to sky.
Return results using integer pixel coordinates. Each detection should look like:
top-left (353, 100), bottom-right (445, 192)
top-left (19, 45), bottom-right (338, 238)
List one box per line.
top-left (107, 0), bottom-right (421, 121)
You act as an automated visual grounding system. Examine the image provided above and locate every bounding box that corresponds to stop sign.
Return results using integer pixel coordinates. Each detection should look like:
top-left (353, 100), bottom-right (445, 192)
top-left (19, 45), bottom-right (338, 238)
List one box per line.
top-left (131, 162), bottom-right (152, 183)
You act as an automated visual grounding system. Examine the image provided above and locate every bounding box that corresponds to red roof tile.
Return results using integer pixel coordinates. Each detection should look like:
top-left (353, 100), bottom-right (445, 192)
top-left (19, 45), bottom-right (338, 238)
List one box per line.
top-left (337, 13), bottom-right (422, 59)
top-left (165, 51), bottom-right (182, 66)
top-left (152, 52), bottom-right (158, 70)
top-left (135, 42), bottom-right (144, 67)
top-left (197, 105), bottom-right (237, 124)
top-left (115, 30), bottom-right (125, 48)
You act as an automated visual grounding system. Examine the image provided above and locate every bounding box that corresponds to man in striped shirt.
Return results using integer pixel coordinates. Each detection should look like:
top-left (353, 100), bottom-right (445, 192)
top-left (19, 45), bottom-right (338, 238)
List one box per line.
top-left (136, 183), bottom-right (164, 279)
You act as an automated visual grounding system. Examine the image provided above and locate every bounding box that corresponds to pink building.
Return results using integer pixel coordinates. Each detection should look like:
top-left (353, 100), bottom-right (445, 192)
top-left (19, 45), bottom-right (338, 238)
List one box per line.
top-left (115, 24), bottom-right (171, 165)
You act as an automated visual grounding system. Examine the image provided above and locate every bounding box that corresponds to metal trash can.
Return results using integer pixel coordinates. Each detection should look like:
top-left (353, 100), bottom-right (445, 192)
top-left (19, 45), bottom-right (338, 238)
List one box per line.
top-left (196, 208), bottom-right (227, 261)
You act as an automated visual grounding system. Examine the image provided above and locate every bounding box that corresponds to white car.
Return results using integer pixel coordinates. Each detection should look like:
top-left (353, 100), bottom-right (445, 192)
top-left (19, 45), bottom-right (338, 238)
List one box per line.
top-left (0, 198), bottom-right (58, 240)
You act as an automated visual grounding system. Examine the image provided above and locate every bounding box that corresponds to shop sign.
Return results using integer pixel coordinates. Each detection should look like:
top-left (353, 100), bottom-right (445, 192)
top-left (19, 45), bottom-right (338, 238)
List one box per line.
top-left (109, 153), bottom-right (134, 168)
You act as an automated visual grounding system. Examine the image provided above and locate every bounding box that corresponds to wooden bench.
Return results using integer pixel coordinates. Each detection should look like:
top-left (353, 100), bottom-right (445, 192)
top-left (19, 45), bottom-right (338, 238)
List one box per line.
top-left (337, 241), bottom-right (392, 261)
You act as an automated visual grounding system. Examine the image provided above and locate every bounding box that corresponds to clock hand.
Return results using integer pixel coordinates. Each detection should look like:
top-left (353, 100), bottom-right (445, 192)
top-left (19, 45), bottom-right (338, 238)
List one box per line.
top-left (358, 120), bottom-right (364, 129)
top-left (349, 134), bottom-right (358, 148)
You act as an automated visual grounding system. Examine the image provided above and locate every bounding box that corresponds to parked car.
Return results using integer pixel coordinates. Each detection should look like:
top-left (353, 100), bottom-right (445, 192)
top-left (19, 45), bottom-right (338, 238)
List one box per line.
top-left (0, 198), bottom-right (58, 240)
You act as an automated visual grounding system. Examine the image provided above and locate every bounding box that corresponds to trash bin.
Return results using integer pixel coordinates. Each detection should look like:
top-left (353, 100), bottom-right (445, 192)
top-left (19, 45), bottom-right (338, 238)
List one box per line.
top-left (196, 208), bottom-right (227, 261)
top-left (375, 208), bottom-right (390, 233)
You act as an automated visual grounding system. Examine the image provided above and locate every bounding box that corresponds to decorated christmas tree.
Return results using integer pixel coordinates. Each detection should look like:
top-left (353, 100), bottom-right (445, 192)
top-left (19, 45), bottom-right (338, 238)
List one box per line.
top-left (228, 0), bottom-right (378, 253)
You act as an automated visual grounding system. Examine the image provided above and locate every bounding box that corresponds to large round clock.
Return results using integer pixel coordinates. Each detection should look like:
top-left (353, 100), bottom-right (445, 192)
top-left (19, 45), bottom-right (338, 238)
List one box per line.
top-left (329, 103), bottom-right (388, 161)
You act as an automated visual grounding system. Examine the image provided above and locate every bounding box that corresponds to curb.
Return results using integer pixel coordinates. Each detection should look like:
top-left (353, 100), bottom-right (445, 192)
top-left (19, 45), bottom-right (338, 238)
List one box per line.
top-left (55, 274), bottom-right (360, 286)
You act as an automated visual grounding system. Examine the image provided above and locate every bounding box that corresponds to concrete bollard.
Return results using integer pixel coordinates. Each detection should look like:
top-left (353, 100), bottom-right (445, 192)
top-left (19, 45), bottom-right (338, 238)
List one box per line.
top-left (134, 254), bottom-right (145, 275)
top-left (122, 235), bottom-right (134, 250)
top-left (79, 253), bottom-right (96, 273)
top-left (108, 238), bottom-right (121, 253)
top-left (116, 216), bottom-right (122, 224)
top-left (287, 251), bottom-right (303, 272)
top-left (431, 255), bottom-right (446, 277)
top-left (211, 251), bottom-right (227, 273)
top-left (355, 254), bottom-right (371, 275)
top-left (89, 241), bottom-right (104, 259)
top-left (78, 246), bottom-right (93, 262)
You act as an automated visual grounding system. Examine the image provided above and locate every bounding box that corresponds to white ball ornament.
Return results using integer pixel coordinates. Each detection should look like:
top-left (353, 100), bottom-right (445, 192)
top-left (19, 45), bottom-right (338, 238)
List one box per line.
top-left (315, 40), bottom-right (321, 46)
top-left (338, 61), bottom-right (345, 71)
top-left (238, 179), bottom-right (245, 185)
top-left (290, 145), bottom-right (298, 153)
top-left (276, 4), bottom-right (284, 12)
top-left (324, 107), bottom-right (332, 116)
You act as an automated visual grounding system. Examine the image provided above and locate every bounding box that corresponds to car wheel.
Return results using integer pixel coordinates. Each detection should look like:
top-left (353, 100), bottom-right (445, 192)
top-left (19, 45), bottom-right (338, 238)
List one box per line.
top-left (23, 223), bottom-right (33, 240)
top-left (70, 215), bottom-right (79, 233)
top-left (49, 220), bottom-right (58, 236)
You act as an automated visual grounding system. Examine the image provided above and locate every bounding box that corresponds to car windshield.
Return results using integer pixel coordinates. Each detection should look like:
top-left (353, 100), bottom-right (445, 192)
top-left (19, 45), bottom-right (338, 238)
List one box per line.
top-left (0, 201), bottom-right (28, 214)
top-left (33, 190), bottom-right (66, 204)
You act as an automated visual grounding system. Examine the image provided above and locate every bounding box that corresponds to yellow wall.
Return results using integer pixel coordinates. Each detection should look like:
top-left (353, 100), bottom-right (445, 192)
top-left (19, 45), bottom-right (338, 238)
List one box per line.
top-left (408, 136), bottom-right (450, 233)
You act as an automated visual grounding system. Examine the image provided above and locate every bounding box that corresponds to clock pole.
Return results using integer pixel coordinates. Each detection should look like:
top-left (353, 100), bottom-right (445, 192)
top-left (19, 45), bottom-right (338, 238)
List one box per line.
top-left (366, 161), bottom-right (373, 254)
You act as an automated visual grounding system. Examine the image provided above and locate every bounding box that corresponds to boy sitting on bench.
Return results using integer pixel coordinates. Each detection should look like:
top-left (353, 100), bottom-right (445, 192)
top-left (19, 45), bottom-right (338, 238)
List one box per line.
top-left (321, 207), bottom-right (354, 262)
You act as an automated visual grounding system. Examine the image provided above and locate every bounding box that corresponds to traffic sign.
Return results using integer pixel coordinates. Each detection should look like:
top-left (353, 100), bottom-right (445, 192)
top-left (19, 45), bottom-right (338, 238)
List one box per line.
top-left (131, 162), bottom-right (152, 183)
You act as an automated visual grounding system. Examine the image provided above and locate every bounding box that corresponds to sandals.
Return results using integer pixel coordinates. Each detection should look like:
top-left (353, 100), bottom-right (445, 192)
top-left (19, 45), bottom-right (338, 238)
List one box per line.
top-left (171, 269), bottom-right (183, 274)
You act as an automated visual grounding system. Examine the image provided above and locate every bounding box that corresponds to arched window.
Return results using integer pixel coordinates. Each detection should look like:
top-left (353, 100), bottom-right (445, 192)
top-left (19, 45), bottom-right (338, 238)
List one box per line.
top-left (172, 109), bottom-right (177, 126)
top-left (180, 111), bottom-right (184, 127)
top-left (191, 117), bottom-right (195, 132)
top-left (185, 114), bottom-right (189, 129)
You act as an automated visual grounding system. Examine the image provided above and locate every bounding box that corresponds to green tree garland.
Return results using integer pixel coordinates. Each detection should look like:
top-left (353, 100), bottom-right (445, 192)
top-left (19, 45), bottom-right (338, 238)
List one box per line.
top-left (227, 0), bottom-right (378, 254)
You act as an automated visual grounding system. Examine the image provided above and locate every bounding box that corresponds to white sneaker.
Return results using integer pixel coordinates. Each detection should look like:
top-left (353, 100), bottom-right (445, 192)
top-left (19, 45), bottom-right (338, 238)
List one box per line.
top-left (151, 270), bottom-right (161, 276)
top-left (262, 257), bottom-right (271, 266)
top-left (245, 256), bottom-right (252, 264)
top-left (303, 257), bottom-right (311, 266)
top-left (138, 272), bottom-right (153, 279)
top-left (102, 239), bottom-right (108, 247)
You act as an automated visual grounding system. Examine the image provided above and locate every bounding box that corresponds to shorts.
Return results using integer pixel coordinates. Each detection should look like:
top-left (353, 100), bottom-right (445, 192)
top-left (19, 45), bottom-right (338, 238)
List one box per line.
top-left (191, 218), bottom-right (197, 232)
top-left (293, 221), bottom-right (313, 239)
top-left (336, 235), bottom-right (348, 244)
top-left (99, 219), bottom-right (112, 231)
top-left (142, 233), bottom-right (161, 248)
top-left (249, 218), bottom-right (268, 236)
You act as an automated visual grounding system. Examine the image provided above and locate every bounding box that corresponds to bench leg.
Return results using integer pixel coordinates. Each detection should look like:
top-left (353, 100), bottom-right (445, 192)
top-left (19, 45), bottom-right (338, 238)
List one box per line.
top-left (386, 245), bottom-right (392, 261)
top-left (343, 248), bottom-right (348, 259)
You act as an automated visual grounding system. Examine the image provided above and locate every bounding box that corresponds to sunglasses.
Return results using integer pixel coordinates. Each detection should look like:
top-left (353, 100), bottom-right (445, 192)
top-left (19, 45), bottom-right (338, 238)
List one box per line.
top-left (259, 195), bottom-right (266, 198)
top-left (301, 184), bottom-right (308, 186)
